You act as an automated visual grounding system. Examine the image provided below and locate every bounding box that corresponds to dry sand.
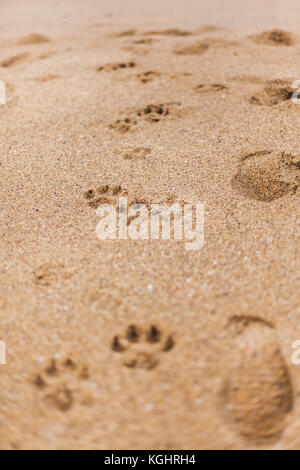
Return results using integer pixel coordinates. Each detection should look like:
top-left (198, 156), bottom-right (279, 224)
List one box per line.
top-left (0, 0), bottom-right (299, 449)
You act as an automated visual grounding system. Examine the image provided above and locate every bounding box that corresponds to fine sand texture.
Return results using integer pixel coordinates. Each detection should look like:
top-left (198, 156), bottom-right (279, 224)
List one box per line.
top-left (0, 0), bottom-right (300, 449)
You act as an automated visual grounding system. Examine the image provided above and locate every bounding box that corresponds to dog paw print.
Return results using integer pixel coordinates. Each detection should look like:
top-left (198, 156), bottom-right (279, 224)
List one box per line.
top-left (136, 71), bottom-right (161, 84)
top-left (195, 83), bottom-right (228, 93)
top-left (122, 146), bottom-right (151, 160)
top-left (33, 357), bottom-right (91, 411)
top-left (111, 324), bottom-right (175, 370)
top-left (108, 116), bottom-right (138, 133)
top-left (84, 183), bottom-right (128, 208)
top-left (109, 102), bottom-right (179, 133)
top-left (249, 79), bottom-right (294, 106)
top-left (137, 103), bottom-right (170, 122)
top-left (96, 61), bottom-right (135, 72)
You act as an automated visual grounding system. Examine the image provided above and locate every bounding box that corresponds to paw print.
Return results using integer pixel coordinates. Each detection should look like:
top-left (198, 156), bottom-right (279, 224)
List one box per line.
top-left (111, 324), bottom-right (175, 370)
top-left (83, 183), bottom-right (128, 209)
top-left (108, 117), bottom-right (137, 133)
top-left (108, 102), bottom-right (179, 133)
top-left (136, 71), bottom-right (161, 84)
top-left (33, 357), bottom-right (91, 411)
top-left (137, 104), bottom-right (169, 122)
top-left (122, 146), bottom-right (151, 161)
top-left (96, 61), bottom-right (135, 72)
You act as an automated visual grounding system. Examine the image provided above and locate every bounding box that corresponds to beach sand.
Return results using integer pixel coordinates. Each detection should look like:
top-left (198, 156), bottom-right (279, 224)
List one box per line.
top-left (0, 0), bottom-right (299, 449)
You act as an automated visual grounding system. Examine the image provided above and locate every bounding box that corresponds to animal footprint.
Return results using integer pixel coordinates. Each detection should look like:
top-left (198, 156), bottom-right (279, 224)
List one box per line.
top-left (249, 29), bottom-right (296, 46)
top-left (137, 103), bottom-right (170, 122)
top-left (34, 74), bottom-right (61, 83)
top-left (249, 79), bottom-right (293, 106)
top-left (111, 324), bottom-right (175, 370)
top-left (222, 317), bottom-right (293, 443)
top-left (96, 61), bottom-right (135, 72)
top-left (84, 183), bottom-right (128, 209)
top-left (174, 38), bottom-right (235, 55)
top-left (122, 146), bottom-right (151, 160)
top-left (143, 28), bottom-right (192, 37)
top-left (33, 262), bottom-right (71, 286)
top-left (33, 357), bottom-right (90, 411)
top-left (109, 103), bottom-right (177, 133)
top-left (136, 71), bottom-right (161, 83)
top-left (108, 116), bottom-right (137, 133)
top-left (196, 83), bottom-right (228, 93)
top-left (231, 150), bottom-right (300, 201)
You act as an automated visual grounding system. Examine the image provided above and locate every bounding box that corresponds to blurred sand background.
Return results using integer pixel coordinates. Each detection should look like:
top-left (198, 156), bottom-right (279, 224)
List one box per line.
top-left (0, 0), bottom-right (299, 449)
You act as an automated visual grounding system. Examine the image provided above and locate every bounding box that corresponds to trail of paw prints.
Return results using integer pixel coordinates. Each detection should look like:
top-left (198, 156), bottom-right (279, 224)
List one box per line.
top-left (111, 324), bottom-right (175, 370)
top-left (33, 357), bottom-right (91, 412)
top-left (108, 102), bottom-right (179, 133)
top-left (249, 79), bottom-right (294, 106)
top-left (222, 316), bottom-right (293, 444)
top-left (249, 29), bottom-right (296, 46)
top-left (231, 150), bottom-right (300, 201)
top-left (84, 183), bottom-right (128, 209)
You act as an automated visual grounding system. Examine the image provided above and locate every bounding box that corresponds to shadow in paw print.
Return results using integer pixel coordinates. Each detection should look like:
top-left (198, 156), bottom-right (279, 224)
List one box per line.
top-left (111, 324), bottom-right (175, 370)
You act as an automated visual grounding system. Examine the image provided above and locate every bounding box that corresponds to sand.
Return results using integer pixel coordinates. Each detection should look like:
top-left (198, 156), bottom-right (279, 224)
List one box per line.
top-left (0, 0), bottom-right (299, 450)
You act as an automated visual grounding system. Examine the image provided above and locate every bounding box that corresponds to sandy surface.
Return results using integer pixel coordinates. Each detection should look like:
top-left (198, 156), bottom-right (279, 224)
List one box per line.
top-left (0, 0), bottom-right (299, 449)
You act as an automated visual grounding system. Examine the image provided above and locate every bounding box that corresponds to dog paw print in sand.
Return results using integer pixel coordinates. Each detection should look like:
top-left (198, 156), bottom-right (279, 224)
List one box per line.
top-left (108, 116), bottom-right (138, 133)
top-left (33, 262), bottom-right (72, 286)
top-left (121, 146), bottom-right (151, 161)
top-left (84, 183), bottom-right (128, 209)
top-left (249, 29), bottom-right (296, 46)
top-left (222, 316), bottom-right (293, 444)
top-left (137, 103), bottom-right (171, 122)
top-left (174, 37), bottom-right (235, 56)
top-left (111, 324), bottom-right (175, 370)
top-left (231, 150), bottom-right (300, 201)
top-left (135, 71), bottom-right (161, 84)
top-left (96, 61), bottom-right (135, 72)
top-left (143, 28), bottom-right (192, 37)
top-left (109, 103), bottom-right (178, 133)
top-left (249, 79), bottom-right (294, 106)
top-left (33, 357), bottom-right (91, 411)
top-left (195, 83), bottom-right (228, 94)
